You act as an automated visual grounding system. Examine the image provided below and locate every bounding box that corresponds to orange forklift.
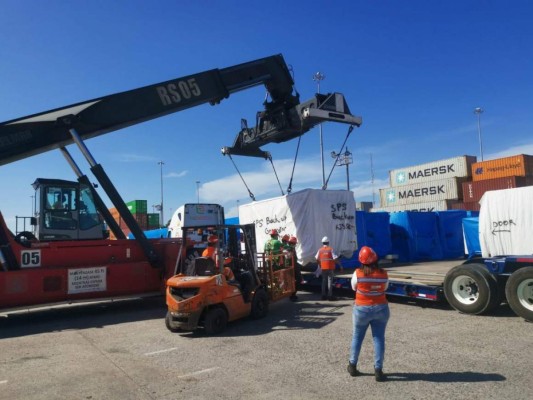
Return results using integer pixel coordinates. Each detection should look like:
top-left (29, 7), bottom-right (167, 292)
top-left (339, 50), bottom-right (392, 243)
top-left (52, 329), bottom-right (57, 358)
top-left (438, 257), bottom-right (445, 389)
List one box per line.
top-left (165, 223), bottom-right (295, 334)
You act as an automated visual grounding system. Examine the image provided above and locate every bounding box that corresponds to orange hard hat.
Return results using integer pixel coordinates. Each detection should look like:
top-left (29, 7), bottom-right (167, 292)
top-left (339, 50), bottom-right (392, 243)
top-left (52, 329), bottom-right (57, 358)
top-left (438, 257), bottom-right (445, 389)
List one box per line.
top-left (289, 236), bottom-right (297, 244)
top-left (358, 246), bottom-right (378, 265)
top-left (282, 234), bottom-right (290, 243)
top-left (208, 235), bottom-right (218, 243)
top-left (270, 229), bottom-right (278, 236)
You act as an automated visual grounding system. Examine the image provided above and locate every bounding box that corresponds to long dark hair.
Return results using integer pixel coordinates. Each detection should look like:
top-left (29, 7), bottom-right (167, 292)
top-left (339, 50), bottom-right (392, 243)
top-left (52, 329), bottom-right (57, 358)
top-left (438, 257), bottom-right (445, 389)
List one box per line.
top-left (362, 262), bottom-right (381, 276)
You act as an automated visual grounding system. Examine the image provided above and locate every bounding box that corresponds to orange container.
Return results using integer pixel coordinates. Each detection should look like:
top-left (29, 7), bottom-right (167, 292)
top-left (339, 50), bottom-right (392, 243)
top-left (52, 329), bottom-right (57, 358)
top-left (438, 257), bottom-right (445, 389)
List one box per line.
top-left (472, 154), bottom-right (533, 181)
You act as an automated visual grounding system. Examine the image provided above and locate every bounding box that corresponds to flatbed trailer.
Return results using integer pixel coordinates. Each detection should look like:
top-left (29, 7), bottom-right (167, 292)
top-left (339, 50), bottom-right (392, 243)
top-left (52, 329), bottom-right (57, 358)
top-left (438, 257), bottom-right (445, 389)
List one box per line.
top-left (301, 257), bottom-right (533, 322)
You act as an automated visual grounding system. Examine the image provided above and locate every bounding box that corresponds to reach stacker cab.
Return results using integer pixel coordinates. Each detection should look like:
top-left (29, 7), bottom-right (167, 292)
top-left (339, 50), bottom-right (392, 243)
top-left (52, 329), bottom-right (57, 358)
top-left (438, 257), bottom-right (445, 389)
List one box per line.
top-left (24, 178), bottom-right (105, 242)
top-left (165, 223), bottom-right (296, 334)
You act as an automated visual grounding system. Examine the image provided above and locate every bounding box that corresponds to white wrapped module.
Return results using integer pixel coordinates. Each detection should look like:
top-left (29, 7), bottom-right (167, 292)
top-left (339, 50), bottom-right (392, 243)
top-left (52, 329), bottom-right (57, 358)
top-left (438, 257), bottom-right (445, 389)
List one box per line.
top-left (479, 186), bottom-right (533, 257)
top-left (239, 189), bottom-right (357, 265)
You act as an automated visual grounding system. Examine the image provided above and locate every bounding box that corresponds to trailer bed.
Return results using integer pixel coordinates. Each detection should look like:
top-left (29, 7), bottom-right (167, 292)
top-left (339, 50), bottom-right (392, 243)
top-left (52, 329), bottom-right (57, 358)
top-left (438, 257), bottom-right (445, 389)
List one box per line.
top-left (301, 260), bottom-right (463, 301)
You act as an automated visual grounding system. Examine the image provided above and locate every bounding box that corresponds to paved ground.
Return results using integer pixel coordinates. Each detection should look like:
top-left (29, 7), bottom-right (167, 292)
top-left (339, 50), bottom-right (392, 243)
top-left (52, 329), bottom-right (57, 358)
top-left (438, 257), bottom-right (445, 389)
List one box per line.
top-left (0, 287), bottom-right (531, 400)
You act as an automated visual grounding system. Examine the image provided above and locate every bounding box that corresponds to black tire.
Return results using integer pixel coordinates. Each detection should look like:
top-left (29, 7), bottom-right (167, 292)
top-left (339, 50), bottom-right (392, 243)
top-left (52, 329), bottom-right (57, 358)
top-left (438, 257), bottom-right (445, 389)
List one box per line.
top-left (444, 264), bottom-right (499, 315)
top-left (250, 288), bottom-right (269, 319)
top-left (204, 307), bottom-right (227, 335)
top-left (165, 311), bottom-right (181, 333)
top-left (15, 231), bottom-right (37, 246)
top-left (505, 267), bottom-right (533, 322)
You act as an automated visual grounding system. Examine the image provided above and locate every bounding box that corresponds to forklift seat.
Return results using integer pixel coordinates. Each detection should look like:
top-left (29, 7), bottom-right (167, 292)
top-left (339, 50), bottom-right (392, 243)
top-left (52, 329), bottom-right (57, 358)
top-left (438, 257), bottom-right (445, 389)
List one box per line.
top-left (191, 257), bottom-right (216, 276)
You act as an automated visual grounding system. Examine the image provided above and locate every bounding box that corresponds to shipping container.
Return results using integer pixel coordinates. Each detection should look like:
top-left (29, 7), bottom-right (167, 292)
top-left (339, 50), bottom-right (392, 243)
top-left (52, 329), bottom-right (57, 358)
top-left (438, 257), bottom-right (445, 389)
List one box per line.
top-left (462, 176), bottom-right (533, 203)
top-left (148, 213), bottom-right (160, 228)
top-left (472, 154), bottom-right (533, 181)
top-left (126, 199), bottom-right (148, 214)
top-left (449, 201), bottom-right (481, 211)
top-left (379, 177), bottom-right (466, 207)
top-left (389, 155), bottom-right (476, 187)
top-left (371, 200), bottom-right (457, 213)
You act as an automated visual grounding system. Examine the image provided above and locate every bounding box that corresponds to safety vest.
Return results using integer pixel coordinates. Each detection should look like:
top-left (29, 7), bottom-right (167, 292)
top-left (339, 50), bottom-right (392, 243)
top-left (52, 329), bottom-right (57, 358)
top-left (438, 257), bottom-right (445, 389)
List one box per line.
top-left (354, 268), bottom-right (388, 306)
top-left (202, 246), bottom-right (217, 264)
top-left (318, 246), bottom-right (336, 270)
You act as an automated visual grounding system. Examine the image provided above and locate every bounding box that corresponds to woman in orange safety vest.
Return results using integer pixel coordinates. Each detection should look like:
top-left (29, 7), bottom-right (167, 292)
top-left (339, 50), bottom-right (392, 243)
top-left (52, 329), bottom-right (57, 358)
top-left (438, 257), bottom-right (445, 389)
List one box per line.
top-left (347, 246), bottom-right (390, 382)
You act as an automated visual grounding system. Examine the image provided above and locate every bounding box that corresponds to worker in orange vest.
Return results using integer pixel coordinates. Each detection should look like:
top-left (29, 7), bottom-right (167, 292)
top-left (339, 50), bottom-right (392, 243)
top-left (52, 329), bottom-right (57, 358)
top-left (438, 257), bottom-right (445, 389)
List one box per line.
top-left (202, 235), bottom-right (234, 281)
top-left (315, 236), bottom-right (342, 301)
top-left (347, 246), bottom-right (390, 382)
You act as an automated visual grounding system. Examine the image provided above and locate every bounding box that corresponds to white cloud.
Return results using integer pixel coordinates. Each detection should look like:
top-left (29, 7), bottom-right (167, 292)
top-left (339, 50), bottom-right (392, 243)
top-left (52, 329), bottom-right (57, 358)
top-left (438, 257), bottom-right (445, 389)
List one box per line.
top-left (165, 170), bottom-right (188, 178)
top-left (486, 142), bottom-right (533, 160)
top-left (118, 153), bottom-right (158, 162)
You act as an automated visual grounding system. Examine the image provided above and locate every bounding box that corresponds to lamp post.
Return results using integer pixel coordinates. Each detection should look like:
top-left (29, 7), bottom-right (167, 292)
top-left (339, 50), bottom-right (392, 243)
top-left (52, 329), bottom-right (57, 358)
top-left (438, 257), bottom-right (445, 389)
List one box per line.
top-left (331, 148), bottom-right (353, 190)
top-left (196, 181), bottom-right (200, 203)
top-left (474, 107), bottom-right (484, 162)
top-left (158, 161), bottom-right (164, 227)
top-left (313, 71), bottom-right (326, 186)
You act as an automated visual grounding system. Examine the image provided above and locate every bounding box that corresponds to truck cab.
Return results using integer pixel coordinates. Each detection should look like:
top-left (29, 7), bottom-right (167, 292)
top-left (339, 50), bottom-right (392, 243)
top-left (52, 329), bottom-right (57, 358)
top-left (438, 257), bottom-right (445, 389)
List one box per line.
top-left (32, 178), bottom-right (104, 241)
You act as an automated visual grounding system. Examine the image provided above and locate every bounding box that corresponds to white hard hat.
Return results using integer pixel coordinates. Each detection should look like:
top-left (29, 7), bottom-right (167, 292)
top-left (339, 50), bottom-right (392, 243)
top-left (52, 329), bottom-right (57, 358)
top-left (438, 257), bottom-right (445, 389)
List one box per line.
top-left (321, 236), bottom-right (329, 243)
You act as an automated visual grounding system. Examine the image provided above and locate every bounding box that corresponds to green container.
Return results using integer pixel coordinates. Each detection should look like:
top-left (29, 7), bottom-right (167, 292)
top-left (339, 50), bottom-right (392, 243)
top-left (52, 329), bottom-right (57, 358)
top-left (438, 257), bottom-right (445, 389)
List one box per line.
top-left (148, 213), bottom-right (160, 227)
top-left (126, 200), bottom-right (148, 214)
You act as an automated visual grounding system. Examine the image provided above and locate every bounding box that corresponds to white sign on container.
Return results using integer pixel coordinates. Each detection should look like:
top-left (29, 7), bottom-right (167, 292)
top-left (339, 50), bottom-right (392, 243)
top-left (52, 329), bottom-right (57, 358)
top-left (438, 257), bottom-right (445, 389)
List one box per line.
top-left (239, 189), bottom-right (356, 266)
top-left (389, 155), bottom-right (476, 187)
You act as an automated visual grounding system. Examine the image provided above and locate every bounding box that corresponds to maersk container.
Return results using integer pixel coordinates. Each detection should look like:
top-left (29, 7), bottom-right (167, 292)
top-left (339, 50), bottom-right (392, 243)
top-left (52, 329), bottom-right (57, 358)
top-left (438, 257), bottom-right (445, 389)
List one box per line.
top-left (462, 175), bottom-right (533, 203)
top-left (371, 200), bottom-right (456, 213)
top-left (472, 154), bottom-right (533, 181)
top-left (380, 177), bottom-right (465, 207)
top-left (389, 155), bottom-right (476, 187)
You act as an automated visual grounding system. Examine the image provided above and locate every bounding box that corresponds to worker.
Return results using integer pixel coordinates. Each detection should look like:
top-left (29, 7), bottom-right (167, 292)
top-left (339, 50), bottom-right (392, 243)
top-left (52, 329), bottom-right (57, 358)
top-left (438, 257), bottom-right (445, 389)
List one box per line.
top-left (202, 235), bottom-right (218, 261)
top-left (315, 236), bottom-right (343, 301)
top-left (347, 246), bottom-right (390, 382)
top-left (202, 235), bottom-right (234, 281)
top-left (281, 234), bottom-right (291, 250)
top-left (288, 235), bottom-right (302, 301)
top-left (53, 194), bottom-right (65, 209)
top-left (264, 229), bottom-right (283, 270)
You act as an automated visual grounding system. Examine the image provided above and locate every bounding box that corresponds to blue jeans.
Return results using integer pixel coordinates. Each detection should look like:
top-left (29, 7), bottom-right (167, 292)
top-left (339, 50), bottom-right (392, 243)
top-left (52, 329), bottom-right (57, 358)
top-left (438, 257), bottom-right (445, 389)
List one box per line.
top-left (321, 269), bottom-right (334, 297)
top-left (349, 303), bottom-right (390, 369)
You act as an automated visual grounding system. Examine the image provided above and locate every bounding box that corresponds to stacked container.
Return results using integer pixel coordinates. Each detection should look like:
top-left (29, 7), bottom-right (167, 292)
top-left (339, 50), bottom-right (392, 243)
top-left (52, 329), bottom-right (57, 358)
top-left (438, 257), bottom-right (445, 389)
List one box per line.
top-left (373, 155), bottom-right (476, 212)
top-left (108, 199), bottom-right (149, 239)
top-left (457, 154), bottom-right (533, 211)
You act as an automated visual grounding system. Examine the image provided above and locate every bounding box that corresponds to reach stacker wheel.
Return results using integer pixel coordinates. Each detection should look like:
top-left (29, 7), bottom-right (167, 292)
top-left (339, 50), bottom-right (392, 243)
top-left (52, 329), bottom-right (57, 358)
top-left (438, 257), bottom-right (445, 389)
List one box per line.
top-left (505, 267), bottom-right (533, 322)
top-left (444, 264), bottom-right (500, 315)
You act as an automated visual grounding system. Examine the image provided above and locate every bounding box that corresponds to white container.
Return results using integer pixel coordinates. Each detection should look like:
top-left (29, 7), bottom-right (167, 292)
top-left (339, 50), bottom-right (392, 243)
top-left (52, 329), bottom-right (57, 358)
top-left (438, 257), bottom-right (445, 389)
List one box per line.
top-left (389, 155), bottom-right (476, 187)
top-left (239, 188), bottom-right (356, 266)
top-left (371, 200), bottom-right (456, 213)
top-left (380, 177), bottom-right (465, 207)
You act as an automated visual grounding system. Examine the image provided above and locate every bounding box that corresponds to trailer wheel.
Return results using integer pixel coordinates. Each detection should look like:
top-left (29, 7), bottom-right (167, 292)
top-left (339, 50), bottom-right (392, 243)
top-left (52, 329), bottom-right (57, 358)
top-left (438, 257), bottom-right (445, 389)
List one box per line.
top-left (165, 311), bottom-right (182, 333)
top-left (251, 288), bottom-right (269, 319)
top-left (444, 264), bottom-right (499, 315)
top-left (204, 307), bottom-right (227, 335)
top-left (505, 267), bottom-right (533, 322)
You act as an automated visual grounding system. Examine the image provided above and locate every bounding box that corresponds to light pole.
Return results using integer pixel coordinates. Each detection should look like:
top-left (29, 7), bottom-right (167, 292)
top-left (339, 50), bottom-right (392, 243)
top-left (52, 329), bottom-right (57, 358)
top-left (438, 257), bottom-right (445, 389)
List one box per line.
top-left (313, 71), bottom-right (326, 186)
top-left (474, 107), bottom-right (484, 161)
top-left (331, 148), bottom-right (353, 190)
top-left (196, 181), bottom-right (200, 203)
top-left (158, 161), bottom-right (164, 227)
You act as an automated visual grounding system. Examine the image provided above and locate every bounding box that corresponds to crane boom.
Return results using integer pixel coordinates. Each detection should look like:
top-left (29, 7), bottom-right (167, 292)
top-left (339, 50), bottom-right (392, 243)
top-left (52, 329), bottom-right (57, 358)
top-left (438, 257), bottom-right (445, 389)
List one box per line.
top-left (0, 54), bottom-right (297, 166)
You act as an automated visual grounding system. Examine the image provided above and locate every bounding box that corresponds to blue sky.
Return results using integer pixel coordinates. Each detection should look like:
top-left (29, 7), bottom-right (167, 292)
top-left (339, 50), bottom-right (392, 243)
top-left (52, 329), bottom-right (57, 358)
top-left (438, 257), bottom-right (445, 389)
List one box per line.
top-left (1, 1), bottom-right (533, 232)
